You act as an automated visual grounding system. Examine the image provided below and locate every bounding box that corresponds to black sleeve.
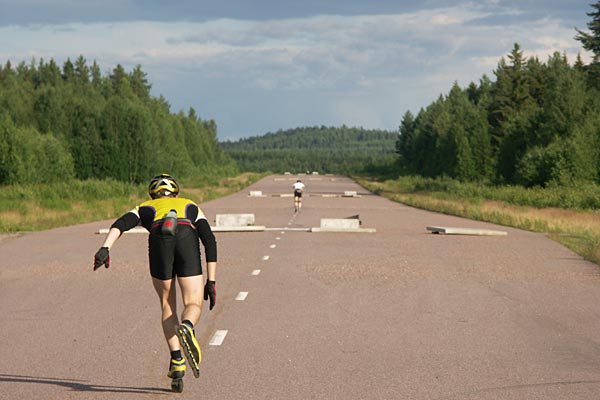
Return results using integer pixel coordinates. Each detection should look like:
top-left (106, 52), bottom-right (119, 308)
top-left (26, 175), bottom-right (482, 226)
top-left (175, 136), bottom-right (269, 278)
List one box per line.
top-left (196, 218), bottom-right (217, 262)
top-left (110, 211), bottom-right (140, 233)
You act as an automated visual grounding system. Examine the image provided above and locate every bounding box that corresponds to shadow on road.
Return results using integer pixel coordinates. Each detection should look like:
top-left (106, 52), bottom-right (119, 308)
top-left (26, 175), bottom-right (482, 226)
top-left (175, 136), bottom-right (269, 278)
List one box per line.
top-left (0, 374), bottom-right (172, 395)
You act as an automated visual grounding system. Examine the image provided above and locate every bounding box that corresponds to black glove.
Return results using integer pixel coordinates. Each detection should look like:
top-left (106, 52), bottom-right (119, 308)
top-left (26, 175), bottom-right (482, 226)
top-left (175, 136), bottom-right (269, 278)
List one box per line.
top-left (93, 247), bottom-right (110, 271)
top-left (204, 280), bottom-right (216, 310)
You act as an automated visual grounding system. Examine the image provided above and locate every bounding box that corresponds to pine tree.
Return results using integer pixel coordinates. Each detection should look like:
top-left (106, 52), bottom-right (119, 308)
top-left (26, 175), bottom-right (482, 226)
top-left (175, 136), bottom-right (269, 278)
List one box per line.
top-left (396, 110), bottom-right (415, 170)
top-left (489, 43), bottom-right (538, 182)
top-left (74, 55), bottom-right (90, 85)
top-left (575, 1), bottom-right (600, 62)
top-left (575, 1), bottom-right (600, 88)
top-left (130, 65), bottom-right (151, 99)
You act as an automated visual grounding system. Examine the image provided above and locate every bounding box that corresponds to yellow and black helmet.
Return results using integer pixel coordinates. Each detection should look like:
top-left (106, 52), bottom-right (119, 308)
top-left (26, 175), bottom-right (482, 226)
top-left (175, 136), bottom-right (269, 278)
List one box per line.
top-left (148, 174), bottom-right (179, 198)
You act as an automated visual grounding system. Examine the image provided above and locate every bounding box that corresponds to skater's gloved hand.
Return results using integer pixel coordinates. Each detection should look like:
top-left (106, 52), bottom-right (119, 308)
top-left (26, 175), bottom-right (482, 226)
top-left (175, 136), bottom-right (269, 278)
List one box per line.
top-left (204, 280), bottom-right (216, 310)
top-left (93, 247), bottom-right (110, 271)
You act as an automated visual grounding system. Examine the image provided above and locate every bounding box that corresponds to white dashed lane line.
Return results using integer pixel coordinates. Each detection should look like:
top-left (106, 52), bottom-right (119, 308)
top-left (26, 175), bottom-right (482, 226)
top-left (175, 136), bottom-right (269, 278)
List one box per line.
top-left (209, 330), bottom-right (228, 346)
top-left (212, 195), bottom-right (296, 351)
top-left (215, 230), bottom-right (283, 351)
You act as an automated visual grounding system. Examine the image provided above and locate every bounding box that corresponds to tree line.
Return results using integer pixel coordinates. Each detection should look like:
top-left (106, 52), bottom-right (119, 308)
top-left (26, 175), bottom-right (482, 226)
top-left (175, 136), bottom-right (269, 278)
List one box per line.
top-left (4, 3), bottom-right (599, 188)
top-left (396, 3), bottom-right (600, 187)
top-left (0, 56), bottom-right (235, 185)
top-left (221, 126), bottom-right (397, 174)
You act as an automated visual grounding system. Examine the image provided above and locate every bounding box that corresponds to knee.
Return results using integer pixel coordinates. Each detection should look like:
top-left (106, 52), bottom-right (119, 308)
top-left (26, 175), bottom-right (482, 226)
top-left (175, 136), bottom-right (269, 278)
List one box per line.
top-left (183, 298), bottom-right (202, 309)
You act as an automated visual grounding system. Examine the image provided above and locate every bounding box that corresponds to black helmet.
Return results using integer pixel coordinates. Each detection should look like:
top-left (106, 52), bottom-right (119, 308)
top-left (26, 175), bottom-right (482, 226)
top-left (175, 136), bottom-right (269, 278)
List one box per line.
top-left (148, 174), bottom-right (179, 198)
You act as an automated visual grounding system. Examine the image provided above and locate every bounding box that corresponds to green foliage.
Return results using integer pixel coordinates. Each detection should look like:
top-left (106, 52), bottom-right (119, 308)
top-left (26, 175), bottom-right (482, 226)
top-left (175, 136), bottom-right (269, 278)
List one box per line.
top-left (221, 125), bottom-right (397, 175)
top-left (0, 115), bottom-right (75, 184)
top-left (374, 175), bottom-right (600, 210)
top-left (575, 1), bottom-right (600, 88)
top-left (396, 22), bottom-right (600, 187)
top-left (0, 56), bottom-right (236, 185)
top-left (0, 173), bottom-right (262, 232)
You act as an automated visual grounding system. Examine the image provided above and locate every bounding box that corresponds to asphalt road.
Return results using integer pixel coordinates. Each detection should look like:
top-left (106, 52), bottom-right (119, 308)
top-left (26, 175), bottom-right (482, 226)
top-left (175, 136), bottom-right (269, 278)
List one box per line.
top-left (2, 174), bottom-right (600, 399)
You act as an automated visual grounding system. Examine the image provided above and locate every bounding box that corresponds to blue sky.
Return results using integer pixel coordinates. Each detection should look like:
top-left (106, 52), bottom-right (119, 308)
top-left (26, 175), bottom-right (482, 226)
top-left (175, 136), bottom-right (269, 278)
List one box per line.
top-left (0, 1), bottom-right (594, 140)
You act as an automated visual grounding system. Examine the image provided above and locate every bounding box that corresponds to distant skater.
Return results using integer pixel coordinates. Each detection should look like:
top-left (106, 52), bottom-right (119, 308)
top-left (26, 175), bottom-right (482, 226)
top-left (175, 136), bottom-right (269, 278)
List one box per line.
top-left (93, 174), bottom-right (217, 392)
top-left (293, 179), bottom-right (305, 212)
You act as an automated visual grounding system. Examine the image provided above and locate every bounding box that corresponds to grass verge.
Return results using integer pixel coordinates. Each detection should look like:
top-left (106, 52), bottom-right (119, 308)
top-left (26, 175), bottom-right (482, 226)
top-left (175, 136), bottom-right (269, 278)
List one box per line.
top-left (357, 176), bottom-right (600, 267)
top-left (0, 172), bottom-right (264, 233)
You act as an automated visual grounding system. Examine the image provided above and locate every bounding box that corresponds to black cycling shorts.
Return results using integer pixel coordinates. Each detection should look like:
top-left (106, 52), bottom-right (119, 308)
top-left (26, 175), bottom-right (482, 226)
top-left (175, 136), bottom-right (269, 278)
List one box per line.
top-left (294, 190), bottom-right (303, 198)
top-left (148, 225), bottom-right (202, 280)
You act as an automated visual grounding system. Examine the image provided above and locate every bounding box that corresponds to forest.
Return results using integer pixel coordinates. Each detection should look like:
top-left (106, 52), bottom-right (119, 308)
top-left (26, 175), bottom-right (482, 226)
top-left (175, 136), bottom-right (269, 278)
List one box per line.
top-left (224, 4), bottom-right (600, 186)
top-left (395, 3), bottom-right (600, 187)
top-left (0, 57), bottom-right (235, 185)
top-left (2, 3), bottom-right (600, 190)
top-left (395, 46), bottom-right (600, 187)
top-left (221, 126), bottom-right (397, 174)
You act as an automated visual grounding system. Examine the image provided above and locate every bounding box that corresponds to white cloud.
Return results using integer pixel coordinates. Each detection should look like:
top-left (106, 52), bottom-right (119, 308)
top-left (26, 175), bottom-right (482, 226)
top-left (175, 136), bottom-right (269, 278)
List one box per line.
top-left (430, 14), bottom-right (462, 25)
top-left (0, 2), bottom-right (592, 138)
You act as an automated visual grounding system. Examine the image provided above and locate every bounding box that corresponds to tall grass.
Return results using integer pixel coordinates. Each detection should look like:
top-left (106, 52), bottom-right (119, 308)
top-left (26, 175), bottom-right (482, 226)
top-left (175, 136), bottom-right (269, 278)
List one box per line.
top-left (0, 173), bottom-right (264, 233)
top-left (358, 175), bottom-right (600, 266)
top-left (366, 175), bottom-right (600, 210)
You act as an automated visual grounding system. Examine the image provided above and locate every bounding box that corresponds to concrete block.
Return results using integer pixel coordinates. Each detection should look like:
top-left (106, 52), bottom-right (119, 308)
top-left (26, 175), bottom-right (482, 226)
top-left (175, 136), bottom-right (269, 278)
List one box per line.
top-left (320, 218), bottom-right (360, 230)
top-left (426, 226), bottom-right (507, 236)
top-left (216, 213), bottom-right (255, 227)
top-left (310, 217), bottom-right (375, 233)
top-left (98, 217), bottom-right (266, 234)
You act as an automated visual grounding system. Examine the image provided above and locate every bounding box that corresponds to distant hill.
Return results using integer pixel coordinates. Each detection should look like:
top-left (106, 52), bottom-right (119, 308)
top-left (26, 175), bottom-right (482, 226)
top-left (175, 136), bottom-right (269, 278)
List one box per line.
top-left (220, 126), bottom-right (397, 174)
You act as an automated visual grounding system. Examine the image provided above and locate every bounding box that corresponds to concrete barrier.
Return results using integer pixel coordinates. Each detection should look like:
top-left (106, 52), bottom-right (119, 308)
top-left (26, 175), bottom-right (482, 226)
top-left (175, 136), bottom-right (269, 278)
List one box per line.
top-left (214, 214), bottom-right (266, 232)
top-left (311, 218), bottom-right (376, 233)
top-left (97, 216), bottom-right (267, 233)
top-left (426, 226), bottom-right (507, 236)
top-left (216, 213), bottom-right (255, 227)
top-left (97, 213), bottom-right (374, 235)
top-left (321, 218), bottom-right (360, 229)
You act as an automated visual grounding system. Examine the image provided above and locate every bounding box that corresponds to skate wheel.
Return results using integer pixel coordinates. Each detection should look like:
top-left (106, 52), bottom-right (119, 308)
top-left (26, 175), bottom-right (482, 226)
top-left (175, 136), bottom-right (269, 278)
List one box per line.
top-left (171, 378), bottom-right (183, 393)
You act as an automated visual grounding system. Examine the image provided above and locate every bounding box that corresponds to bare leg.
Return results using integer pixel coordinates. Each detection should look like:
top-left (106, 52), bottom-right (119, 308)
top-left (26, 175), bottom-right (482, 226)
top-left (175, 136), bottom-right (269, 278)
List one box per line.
top-left (178, 275), bottom-right (204, 327)
top-left (152, 277), bottom-right (181, 352)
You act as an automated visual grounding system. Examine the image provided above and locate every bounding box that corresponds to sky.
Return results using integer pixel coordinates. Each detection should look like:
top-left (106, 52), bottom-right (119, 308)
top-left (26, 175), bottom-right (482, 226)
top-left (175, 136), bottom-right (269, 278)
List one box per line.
top-left (0, 1), bottom-right (595, 141)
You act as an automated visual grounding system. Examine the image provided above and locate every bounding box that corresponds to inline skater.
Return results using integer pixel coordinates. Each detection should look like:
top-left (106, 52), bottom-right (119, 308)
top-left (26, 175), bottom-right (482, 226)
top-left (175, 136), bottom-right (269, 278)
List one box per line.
top-left (93, 174), bottom-right (217, 391)
top-left (293, 179), bottom-right (305, 213)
